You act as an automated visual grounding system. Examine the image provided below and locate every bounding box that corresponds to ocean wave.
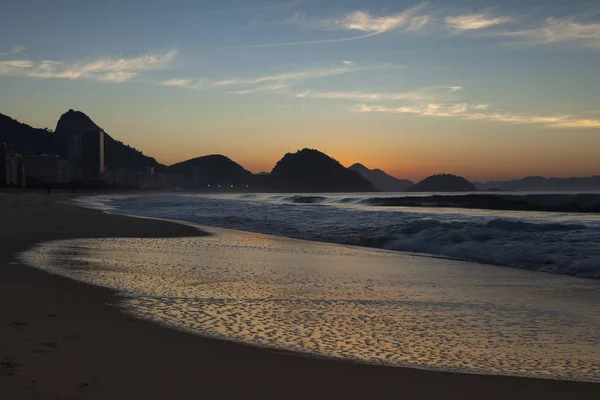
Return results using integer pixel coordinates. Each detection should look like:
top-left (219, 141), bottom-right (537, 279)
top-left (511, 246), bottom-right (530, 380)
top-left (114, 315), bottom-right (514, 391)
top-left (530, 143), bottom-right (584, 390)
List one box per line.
top-left (376, 218), bottom-right (599, 279)
top-left (359, 194), bottom-right (600, 212)
top-left (284, 195), bottom-right (327, 204)
top-left (82, 194), bottom-right (600, 279)
top-left (230, 192), bottom-right (600, 212)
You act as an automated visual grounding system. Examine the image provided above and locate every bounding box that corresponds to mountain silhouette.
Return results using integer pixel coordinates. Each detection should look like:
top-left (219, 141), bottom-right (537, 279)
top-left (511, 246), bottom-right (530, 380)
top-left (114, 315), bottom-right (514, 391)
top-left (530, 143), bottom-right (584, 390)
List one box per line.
top-left (270, 149), bottom-right (376, 192)
top-left (55, 109), bottom-right (102, 134)
top-left (349, 163), bottom-right (413, 192)
top-left (408, 174), bottom-right (476, 192)
top-left (54, 110), bottom-right (162, 171)
top-left (167, 154), bottom-right (253, 187)
top-left (0, 113), bottom-right (58, 154)
top-left (0, 110), bottom-right (162, 172)
top-left (5, 109), bottom-right (600, 193)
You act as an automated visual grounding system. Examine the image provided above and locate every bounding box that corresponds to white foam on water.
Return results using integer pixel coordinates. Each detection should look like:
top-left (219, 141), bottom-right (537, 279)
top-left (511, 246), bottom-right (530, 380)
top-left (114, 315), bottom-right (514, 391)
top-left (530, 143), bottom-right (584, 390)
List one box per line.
top-left (79, 194), bottom-right (600, 278)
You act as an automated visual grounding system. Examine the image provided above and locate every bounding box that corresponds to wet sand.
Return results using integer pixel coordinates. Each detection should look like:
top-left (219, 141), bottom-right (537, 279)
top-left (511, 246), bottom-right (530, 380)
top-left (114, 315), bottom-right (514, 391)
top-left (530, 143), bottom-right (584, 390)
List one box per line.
top-left (1, 191), bottom-right (599, 399)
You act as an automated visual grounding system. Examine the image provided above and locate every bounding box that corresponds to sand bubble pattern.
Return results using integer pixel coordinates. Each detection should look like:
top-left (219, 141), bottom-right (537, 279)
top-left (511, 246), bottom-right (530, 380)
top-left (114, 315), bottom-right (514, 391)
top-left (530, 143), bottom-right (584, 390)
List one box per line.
top-left (21, 228), bottom-right (600, 382)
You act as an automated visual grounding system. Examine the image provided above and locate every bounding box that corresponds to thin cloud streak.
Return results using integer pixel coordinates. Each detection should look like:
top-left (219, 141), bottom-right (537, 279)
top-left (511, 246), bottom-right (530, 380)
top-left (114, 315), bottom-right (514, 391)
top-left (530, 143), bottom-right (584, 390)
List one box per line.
top-left (506, 17), bottom-right (600, 47)
top-left (159, 63), bottom-right (400, 93)
top-left (229, 81), bottom-right (292, 94)
top-left (445, 13), bottom-right (513, 31)
top-left (213, 63), bottom-right (396, 86)
top-left (0, 50), bottom-right (176, 82)
top-left (240, 31), bottom-right (382, 48)
top-left (161, 78), bottom-right (204, 89)
top-left (352, 103), bottom-right (600, 128)
top-left (297, 86), bottom-right (463, 102)
top-left (244, 5), bottom-right (600, 50)
top-left (243, 4), bottom-right (429, 47)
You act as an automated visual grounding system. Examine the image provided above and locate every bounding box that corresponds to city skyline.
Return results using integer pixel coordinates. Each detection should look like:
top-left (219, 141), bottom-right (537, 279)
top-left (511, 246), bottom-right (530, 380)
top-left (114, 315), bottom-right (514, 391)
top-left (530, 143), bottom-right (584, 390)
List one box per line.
top-left (1, 0), bottom-right (600, 181)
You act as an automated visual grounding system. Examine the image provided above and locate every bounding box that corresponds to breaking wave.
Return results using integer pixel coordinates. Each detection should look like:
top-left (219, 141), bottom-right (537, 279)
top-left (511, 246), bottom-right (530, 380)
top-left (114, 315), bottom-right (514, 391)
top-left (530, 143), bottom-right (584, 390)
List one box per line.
top-left (358, 194), bottom-right (600, 212)
top-left (263, 193), bottom-right (600, 212)
top-left (78, 194), bottom-right (600, 279)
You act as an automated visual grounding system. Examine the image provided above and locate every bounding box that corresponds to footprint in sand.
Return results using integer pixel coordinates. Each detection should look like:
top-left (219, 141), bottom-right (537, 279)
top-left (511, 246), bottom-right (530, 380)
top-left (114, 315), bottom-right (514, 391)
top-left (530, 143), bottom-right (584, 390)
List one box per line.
top-left (7, 320), bottom-right (28, 331)
top-left (79, 377), bottom-right (97, 390)
top-left (32, 341), bottom-right (59, 354)
top-left (0, 359), bottom-right (22, 377)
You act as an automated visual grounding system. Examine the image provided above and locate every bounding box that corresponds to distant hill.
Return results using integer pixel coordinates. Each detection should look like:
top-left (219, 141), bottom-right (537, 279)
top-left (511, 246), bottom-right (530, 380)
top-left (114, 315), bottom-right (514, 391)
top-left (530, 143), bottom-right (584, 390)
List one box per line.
top-left (408, 174), bottom-right (476, 192)
top-left (476, 176), bottom-right (600, 192)
top-left (349, 163), bottom-right (413, 192)
top-left (167, 154), bottom-right (253, 187)
top-left (0, 113), bottom-right (58, 154)
top-left (55, 110), bottom-right (162, 171)
top-left (269, 149), bottom-right (376, 192)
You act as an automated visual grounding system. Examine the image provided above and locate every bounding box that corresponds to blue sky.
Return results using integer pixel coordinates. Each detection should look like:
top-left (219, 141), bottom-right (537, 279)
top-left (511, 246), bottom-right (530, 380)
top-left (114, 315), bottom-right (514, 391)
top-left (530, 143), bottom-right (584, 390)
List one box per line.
top-left (1, 0), bottom-right (599, 180)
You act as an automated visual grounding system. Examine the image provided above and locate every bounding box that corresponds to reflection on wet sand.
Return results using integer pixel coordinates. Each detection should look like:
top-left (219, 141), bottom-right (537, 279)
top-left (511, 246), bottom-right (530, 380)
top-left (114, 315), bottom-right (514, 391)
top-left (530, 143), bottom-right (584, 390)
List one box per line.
top-left (21, 228), bottom-right (600, 382)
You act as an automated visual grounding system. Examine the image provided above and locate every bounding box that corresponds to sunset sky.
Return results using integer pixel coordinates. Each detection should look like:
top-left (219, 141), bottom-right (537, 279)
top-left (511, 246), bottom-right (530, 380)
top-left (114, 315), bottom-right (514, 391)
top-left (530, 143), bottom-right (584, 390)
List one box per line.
top-left (1, 0), bottom-right (599, 181)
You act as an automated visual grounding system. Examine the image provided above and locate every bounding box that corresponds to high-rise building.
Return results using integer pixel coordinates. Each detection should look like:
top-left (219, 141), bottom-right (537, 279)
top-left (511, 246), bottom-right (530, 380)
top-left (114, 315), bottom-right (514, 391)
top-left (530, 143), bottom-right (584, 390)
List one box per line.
top-left (66, 129), bottom-right (104, 179)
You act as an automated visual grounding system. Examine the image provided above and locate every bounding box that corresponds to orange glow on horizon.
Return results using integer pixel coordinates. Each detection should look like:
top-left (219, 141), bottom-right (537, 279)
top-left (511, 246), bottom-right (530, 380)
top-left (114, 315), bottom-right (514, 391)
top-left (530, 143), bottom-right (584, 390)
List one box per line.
top-left (135, 127), bottom-right (600, 184)
top-left (148, 146), bottom-right (600, 184)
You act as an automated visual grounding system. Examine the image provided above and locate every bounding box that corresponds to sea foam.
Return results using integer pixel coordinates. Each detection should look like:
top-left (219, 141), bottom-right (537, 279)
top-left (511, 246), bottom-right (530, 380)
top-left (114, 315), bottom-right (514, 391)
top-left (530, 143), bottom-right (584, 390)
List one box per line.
top-left (77, 194), bottom-right (600, 278)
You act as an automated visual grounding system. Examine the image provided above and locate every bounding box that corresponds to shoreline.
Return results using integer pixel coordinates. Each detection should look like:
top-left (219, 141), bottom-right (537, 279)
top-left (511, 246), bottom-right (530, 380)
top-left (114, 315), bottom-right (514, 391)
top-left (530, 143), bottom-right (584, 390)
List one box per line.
top-left (1, 192), bottom-right (599, 399)
top-left (74, 192), bottom-right (600, 280)
top-left (20, 220), bottom-right (600, 383)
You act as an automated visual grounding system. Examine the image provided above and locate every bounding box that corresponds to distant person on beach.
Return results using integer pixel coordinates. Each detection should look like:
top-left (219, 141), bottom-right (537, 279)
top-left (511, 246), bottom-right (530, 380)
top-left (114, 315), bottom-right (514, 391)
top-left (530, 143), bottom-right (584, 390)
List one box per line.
top-left (47, 187), bottom-right (51, 194)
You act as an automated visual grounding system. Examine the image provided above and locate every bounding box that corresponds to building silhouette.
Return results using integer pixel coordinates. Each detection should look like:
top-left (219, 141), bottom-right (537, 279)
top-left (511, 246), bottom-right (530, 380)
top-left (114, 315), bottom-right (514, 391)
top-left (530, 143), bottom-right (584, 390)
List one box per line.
top-left (66, 129), bottom-right (105, 179)
top-left (0, 142), bottom-right (25, 187)
top-left (23, 154), bottom-right (71, 184)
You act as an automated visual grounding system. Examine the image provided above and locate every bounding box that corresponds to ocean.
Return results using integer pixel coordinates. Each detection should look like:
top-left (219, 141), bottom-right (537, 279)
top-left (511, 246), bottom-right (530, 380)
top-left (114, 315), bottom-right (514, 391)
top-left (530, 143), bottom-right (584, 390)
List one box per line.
top-left (79, 192), bottom-right (600, 278)
top-left (20, 192), bottom-right (600, 382)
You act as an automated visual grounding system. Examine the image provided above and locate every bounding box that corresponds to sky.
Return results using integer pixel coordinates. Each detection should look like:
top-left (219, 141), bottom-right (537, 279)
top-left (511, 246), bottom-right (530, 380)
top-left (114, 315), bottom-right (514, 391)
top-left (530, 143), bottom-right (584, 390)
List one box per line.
top-left (1, 0), bottom-right (600, 182)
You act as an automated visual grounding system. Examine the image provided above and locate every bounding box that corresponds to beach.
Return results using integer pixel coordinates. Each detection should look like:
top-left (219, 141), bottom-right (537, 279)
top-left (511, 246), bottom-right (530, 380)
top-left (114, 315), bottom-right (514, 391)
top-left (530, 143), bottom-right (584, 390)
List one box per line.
top-left (1, 191), bottom-right (599, 399)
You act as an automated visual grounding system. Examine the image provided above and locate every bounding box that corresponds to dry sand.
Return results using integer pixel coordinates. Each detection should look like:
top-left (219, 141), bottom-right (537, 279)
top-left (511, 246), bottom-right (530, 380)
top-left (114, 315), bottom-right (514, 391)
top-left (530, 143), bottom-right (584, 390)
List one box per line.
top-left (0, 190), bottom-right (599, 399)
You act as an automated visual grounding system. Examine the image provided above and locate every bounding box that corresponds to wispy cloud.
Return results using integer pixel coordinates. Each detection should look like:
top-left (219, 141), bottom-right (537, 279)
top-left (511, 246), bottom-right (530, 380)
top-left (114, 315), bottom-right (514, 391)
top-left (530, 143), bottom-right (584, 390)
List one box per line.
top-left (445, 13), bottom-right (513, 31)
top-left (213, 63), bottom-right (393, 87)
top-left (200, 63), bottom-right (399, 95)
top-left (95, 71), bottom-right (140, 83)
top-left (506, 17), bottom-right (600, 47)
top-left (406, 15), bottom-right (431, 32)
top-left (161, 78), bottom-right (204, 89)
top-left (228, 81), bottom-right (293, 95)
top-left (244, 4), bottom-right (430, 47)
top-left (245, 5), bottom-right (600, 50)
top-left (297, 85), bottom-right (462, 102)
top-left (329, 4), bottom-right (428, 34)
top-left (352, 103), bottom-right (600, 128)
top-left (0, 50), bottom-right (176, 82)
top-left (240, 32), bottom-right (382, 48)
top-left (160, 63), bottom-right (398, 94)
top-left (0, 44), bottom-right (25, 56)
